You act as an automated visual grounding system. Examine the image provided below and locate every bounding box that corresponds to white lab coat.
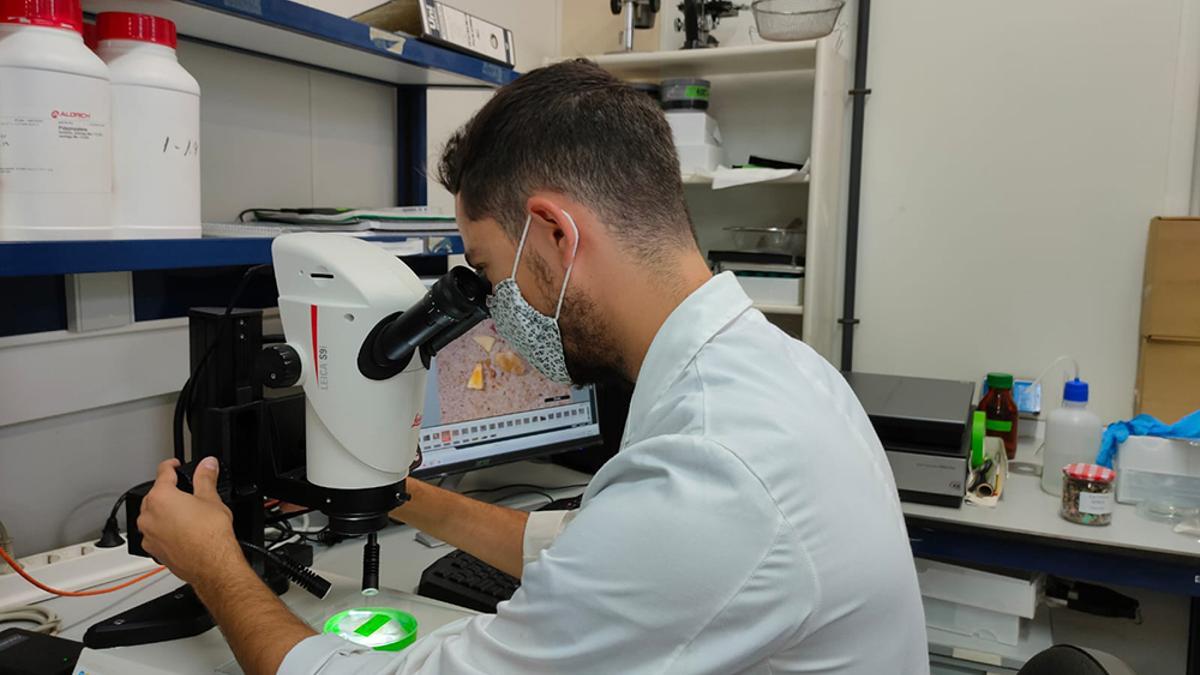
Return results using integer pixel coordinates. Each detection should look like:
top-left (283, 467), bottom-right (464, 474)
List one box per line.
top-left (280, 272), bottom-right (929, 675)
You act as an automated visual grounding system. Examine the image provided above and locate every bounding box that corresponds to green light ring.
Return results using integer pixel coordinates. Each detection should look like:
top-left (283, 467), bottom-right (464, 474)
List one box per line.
top-left (323, 607), bottom-right (419, 652)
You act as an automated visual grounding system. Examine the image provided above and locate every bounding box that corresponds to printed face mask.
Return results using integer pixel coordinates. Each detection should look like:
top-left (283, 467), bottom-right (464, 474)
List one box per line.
top-left (485, 212), bottom-right (579, 384)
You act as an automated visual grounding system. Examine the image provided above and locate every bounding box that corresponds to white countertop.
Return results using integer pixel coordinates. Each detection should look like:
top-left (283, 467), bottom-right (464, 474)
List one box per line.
top-left (902, 437), bottom-right (1200, 560)
top-left (32, 461), bottom-right (590, 673)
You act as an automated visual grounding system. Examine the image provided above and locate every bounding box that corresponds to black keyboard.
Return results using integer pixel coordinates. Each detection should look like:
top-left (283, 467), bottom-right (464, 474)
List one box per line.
top-left (417, 494), bottom-right (582, 613)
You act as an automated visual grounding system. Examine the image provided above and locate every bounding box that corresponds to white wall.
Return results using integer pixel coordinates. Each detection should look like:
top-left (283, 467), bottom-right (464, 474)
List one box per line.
top-left (854, 0), bottom-right (1200, 422)
top-left (179, 40), bottom-right (398, 221)
top-left (425, 88), bottom-right (494, 213)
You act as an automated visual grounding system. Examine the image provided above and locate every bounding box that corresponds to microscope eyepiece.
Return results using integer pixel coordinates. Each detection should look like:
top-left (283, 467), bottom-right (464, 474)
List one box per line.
top-left (357, 266), bottom-right (490, 380)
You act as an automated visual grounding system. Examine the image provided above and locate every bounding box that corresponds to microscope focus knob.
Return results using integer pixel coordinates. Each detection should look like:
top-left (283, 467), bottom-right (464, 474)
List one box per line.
top-left (259, 344), bottom-right (302, 388)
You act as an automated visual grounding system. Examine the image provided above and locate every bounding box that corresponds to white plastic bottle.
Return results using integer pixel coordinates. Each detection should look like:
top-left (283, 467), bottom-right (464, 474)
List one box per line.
top-left (1042, 378), bottom-right (1104, 495)
top-left (0, 0), bottom-right (112, 240)
top-left (97, 12), bottom-right (200, 238)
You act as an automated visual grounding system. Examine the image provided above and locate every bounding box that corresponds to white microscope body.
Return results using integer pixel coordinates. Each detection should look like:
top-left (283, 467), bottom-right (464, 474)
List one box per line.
top-left (273, 234), bottom-right (429, 490)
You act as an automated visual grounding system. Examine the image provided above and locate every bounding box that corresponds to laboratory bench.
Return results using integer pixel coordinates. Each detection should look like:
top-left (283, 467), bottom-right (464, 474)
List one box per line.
top-left (904, 436), bottom-right (1200, 674)
top-left (26, 446), bottom-right (1200, 673)
top-left (39, 462), bottom-right (588, 673)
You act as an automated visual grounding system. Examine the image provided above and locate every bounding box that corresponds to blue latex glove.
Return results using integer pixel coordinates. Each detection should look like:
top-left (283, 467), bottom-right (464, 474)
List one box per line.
top-left (1097, 409), bottom-right (1200, 468)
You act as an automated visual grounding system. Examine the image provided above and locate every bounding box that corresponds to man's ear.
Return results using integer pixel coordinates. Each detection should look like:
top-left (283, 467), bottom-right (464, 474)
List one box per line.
top-left (526, 195), bottom-right (580, 270)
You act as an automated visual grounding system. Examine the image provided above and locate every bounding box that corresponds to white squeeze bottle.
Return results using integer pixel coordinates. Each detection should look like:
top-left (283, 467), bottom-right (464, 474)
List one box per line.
top-left (1042, 378), bottom-right (1103, 495)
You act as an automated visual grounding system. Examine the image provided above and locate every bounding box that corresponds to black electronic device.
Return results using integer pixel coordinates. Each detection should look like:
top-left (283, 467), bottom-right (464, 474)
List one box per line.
top-left (0, 628), bottom-right (84, 675)
top-left (417, 495), bottom-right (583, 612)
top-left (417, 549), bottom-right (521, 613)
top-left (677, 0), bottom-right (741, 49)
top-left (844, 371), bottom-right (976, 507)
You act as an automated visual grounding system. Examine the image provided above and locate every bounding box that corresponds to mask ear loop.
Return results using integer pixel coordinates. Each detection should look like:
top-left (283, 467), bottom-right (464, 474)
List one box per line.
top-left (553, 211), bottom-right (581, 321)
top-left (510, 214), bottom-right (533, 279)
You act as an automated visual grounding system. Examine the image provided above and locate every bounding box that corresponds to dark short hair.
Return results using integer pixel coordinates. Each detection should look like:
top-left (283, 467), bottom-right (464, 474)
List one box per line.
top-left (437, 59), bottom-right (695, 258)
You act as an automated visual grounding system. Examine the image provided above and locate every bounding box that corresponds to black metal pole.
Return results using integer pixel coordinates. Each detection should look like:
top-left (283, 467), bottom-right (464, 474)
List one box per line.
top-left (840, 0), bottom-right (872, 371)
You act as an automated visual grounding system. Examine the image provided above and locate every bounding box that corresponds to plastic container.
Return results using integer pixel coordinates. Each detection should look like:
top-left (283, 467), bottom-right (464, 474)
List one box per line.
top-left (726, 223), bottom-right (805, 255)
top-left (629, 81), bottom-right (660, 104)
top-left (675, 144), bottom-right (722, 173)
top-left (978, 372), bottom-right (1019, 460)
top-left (665, 110), bottom-right (720, 146)
top-left (751, 0), bottom-right (844, 42)
top-left (97, 12), bottom-right (200, 238)
top-left (1061, 463), bottom-right (1115, 526)
top-left (1114, 435), bottom-right (1200, 506)
top-left (1041, 378), bottom-right (1102, 495)
top-left (661, 77), bottom-right (709, 110)
top-left (914, 558), bottom-right (1043, 620)
top-left (922, 596), bottom-right (1021, 646)
top-left (0, 0), bottom-right (113, 240)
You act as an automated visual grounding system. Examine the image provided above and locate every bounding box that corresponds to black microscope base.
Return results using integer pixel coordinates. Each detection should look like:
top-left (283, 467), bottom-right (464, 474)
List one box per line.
top-left (83, 584), bottom-right (214, 649)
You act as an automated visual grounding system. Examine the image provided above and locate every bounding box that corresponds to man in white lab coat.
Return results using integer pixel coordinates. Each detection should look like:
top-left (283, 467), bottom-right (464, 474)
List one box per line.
top-left (137, 59), bottom-right (930, 674)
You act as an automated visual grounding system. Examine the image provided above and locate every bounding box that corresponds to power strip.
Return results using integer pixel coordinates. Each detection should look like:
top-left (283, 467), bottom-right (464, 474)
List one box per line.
top-left (0, 536), bottom-right (160, 609)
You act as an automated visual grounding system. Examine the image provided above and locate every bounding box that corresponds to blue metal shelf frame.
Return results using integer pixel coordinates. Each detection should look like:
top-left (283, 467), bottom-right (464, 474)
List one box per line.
top-left (907, 516), bottom-right (1200, 598)
top-left (0, 236), bottom-right (463, 278)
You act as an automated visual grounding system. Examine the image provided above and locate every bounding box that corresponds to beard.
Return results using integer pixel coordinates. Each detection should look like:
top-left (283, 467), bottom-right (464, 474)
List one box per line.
top-left (559, 285), bottom-right (629, 388)
top-left (525, 248), bottom-right (628, 387)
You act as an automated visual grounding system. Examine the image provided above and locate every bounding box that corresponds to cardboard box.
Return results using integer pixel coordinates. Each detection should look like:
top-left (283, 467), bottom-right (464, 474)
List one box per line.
top-left (1136, 336), bottom-right (1200, 423)
top-left (354, 0), bottom-right (515, 68)
top-left (1140, 217), bottom-right (1200, 339)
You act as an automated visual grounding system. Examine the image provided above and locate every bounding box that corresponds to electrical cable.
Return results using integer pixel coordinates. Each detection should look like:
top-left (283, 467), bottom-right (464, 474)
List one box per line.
top-left (239, 541), bottom-right (330, 599)
top-left (0, 546), bottom-right (165, 598)
top-left (268, 534), bottom-right (301, 551)
top-left (461, 483), bottom-right (589, 498)
top-left (95, 480), bottom-right (155, 548)
top-left (173, 264), bottom-right (273, 463)
top-left (0, 605), bottom-right (61, 634)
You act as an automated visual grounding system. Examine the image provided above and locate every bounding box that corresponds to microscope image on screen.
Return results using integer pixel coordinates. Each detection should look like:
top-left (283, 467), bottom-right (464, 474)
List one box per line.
top-left (435, 319), bottom-right (573, 424)
top-left (413, 319), bottom-right (601, 477)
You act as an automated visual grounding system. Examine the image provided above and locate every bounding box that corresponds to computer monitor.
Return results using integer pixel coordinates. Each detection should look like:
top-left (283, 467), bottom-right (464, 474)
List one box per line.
top-left (411, 317), bottom-right (602, 477)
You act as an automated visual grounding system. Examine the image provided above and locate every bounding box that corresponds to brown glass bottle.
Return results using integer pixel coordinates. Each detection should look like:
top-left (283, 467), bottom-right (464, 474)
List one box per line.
top-left (978, 372), bottom-right (1020, 460)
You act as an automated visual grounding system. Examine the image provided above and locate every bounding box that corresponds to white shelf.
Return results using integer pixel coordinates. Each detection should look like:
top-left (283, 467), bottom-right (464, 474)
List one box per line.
top-left (753, 303), bottom-right (804, 316)
top-left (681, 172), bottom-right (809, 186)
top-left (584, 41), bottom-right (819, 80)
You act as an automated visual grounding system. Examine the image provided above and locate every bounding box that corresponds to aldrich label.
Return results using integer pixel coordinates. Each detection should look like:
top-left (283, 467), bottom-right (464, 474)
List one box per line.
top-left (0, 69), bottom-right (110, 193)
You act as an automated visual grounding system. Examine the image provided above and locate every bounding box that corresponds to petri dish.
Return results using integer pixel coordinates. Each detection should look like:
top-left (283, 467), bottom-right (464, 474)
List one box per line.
top-left (323, 607), bottom-right (418, 652)
top-left (1136, 500), bottom-right (1200, 524)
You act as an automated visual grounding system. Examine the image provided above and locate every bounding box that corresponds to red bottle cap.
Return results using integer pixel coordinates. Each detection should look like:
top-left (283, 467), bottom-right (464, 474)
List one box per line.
top-left (0, 0), bottom-right (84, 33)
top-left (1063, 463), bottom-right (1115, 484)
top-left (81, 19), bottom-right (95, 49)
top-left (96, 11), bottom-right (176, 48)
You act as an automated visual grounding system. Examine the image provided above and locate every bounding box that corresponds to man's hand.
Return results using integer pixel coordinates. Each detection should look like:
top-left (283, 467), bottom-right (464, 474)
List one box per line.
top-left (138, 457), bottom-right (317, 675)
top-left (138, 457), bottom-right (246, 587)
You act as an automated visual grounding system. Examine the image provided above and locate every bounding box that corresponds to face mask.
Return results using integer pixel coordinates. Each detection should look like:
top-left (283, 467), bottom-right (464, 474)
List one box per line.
top-left (486, 212), bottom-right (579, 384)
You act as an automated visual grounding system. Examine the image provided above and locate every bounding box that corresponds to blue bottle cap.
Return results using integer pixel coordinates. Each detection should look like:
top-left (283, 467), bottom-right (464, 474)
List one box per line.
top-left (1063, 378), bottom-right (1088, 403)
